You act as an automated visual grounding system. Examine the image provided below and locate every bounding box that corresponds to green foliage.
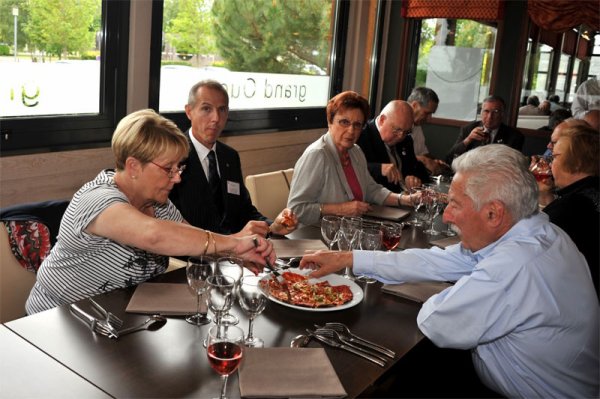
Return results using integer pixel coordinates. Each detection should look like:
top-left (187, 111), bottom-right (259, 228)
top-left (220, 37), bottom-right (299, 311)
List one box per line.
top-left (161, 60), bottom-right (193, 67)
top-left (24, 0), bottom-right (100, 59)
top-left (164, 0), bottom-right (216, 56)
top-left (0, 43), bottom-right (9, 56)
top-left (454, 20), bottom-right (495, 49)
top-left (211, 0), bottom-right (331, 74)
top-left (0, 0), bottom-right (30, 49)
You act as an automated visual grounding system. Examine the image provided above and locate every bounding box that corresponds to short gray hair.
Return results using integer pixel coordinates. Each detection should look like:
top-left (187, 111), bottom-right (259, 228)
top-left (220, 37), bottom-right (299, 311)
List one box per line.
top-left (187, 79), bottom-right (229, 107)
top-left (451, 145), bottom-right (538, 222)
top-left (407, 87), bottom-right (439, 107)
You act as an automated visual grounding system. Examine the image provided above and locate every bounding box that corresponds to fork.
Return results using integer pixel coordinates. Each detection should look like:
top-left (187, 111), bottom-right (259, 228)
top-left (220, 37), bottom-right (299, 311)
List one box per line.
top-left (306, 329), bottom-right (386, 367)
top-left (323, 322), bottom-right (395, 358)
top-left (313, 328), bottom-right (389, 363)
top-left (89, 298), bottom-right (124, 329)
top-left (69, 304), bottom-right (119, 339)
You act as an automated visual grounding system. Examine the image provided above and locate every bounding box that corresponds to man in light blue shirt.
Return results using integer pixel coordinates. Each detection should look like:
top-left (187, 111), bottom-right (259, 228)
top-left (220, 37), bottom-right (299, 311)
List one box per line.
top-left (301, 144), bottom-right (599, 398)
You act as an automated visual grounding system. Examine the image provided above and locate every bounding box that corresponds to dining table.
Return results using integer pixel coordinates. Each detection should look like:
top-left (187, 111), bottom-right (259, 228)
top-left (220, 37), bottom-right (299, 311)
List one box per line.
top-left (1, 204), bottom-right (458, 398)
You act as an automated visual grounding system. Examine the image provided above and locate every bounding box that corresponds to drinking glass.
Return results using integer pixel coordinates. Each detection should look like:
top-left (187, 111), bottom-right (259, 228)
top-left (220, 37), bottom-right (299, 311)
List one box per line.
top-left (408, 186), bottom-right (425, 226)
top-left (423, 186), bottom-right (442, 235)
top-left (529, 155), bottom-right (553, 182)
top-left (215, 257), bottom-right (244, 326)
top-left (185, 255), bottom-right (214, 325)
top-left (206, 324), bottom-right (244, 399)
top-left (356, 227), bottom-right (382, 283)
top-left (207, 275), bottom-right (235, 327)
top-left (340, 217), bottom-right (362, 280)
top-left (238, 275), bottom-right (269, 347)
top-left (380, 222), bottom-right (403, 251)
top-left (321, 215), bottom-right (341, 249)
top-left (437, 193), bottom-right (456, 237)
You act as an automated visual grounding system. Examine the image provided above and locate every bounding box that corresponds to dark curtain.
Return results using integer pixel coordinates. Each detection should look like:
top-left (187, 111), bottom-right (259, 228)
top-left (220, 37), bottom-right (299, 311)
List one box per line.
top-left (528, 0), bottom-right (600, 32)
top-left (401, 0), bottom-right (503, 21)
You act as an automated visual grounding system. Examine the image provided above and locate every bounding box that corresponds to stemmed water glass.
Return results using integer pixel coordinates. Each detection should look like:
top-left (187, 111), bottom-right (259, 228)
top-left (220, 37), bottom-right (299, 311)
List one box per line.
top-left (355, 227), bottom-right (382, 284)
top-left (380, 222), bottom-right (403, 251)
top-left (238, 275), bottom-right (269, 347)
top-left (215, 257), bottom-right (243, 326)
top-left (408, 186), bottom-right (425, 226)
top-left (339, 217), bottom-right (362, 279)
top-left (423, 186), bottom-right (442, 235)
top-left (207, 275), bottom-right (235, 327)
top-left (185, 255), bottom-right (214, 325)
top-left (206, 324), bottom-right (244, 399)
top-left (321, 215), bottom-right (341, 249)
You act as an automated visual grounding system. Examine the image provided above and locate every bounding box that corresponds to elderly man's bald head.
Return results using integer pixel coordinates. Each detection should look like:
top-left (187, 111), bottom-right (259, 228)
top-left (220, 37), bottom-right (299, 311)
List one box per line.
top-left (377, 100), bottom-right (414, 145)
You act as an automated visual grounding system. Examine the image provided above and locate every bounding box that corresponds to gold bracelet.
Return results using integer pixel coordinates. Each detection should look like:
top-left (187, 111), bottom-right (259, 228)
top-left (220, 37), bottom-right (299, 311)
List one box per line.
top-left (202, 230), bottom-right (210, 255)
top-left (211, 232), bottom-right (217, 254)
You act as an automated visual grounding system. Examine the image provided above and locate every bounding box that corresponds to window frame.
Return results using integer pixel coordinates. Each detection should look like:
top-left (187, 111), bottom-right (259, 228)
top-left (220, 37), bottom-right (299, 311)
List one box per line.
top-left (148, 0), bottom-right (349, 135)
top-left (0, 0), bottom-right (130, 156)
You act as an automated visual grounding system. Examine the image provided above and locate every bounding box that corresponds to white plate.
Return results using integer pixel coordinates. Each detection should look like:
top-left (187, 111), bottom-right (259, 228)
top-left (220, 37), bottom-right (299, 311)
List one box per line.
top-left (260, 268), bottom-right (363, 312)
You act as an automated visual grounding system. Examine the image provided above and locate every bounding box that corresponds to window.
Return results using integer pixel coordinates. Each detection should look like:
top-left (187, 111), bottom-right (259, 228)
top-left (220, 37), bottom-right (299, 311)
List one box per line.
top-left (521, 42), bottom-right (554, 103)
top-left (0, 0), bottom-right (129, 155)
top-left (415, 18), bottom-right (497, 121)
top-left (150, 0), bottom-right (347, 132)
top-left (588, 33), bottom-right (600, 78)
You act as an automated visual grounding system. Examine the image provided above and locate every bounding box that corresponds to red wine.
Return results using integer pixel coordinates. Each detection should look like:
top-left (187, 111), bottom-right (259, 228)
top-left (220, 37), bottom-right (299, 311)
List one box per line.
top-left (533, 171), bottom-right (551, 182)
top-left (382, 233), bottom-right (401, 251)
top-left (207, 342), bottom-right (243, 375)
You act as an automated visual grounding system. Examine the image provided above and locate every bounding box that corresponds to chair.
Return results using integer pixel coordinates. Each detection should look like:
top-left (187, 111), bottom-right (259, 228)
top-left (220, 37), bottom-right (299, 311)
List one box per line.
top-left (0, 200), bottom-right (69, 322)
top-left (245, 168), bottom-right (293, 220)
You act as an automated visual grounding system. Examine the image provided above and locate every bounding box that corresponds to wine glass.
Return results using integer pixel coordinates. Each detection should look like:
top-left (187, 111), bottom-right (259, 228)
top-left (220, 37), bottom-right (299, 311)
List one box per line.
top-left (380, 222), bottom-right (403, 251)
top-left (340, 217), bottom-right (362, 279)
top-left (408, 186), bottom-right (425, 226)
top-left (185, 255), bottom-right (214, 325)
top-left (356, 227), bottom-right (382, 283)
top-left (423, 186), bottom-right (442, 235)
top-left (207, 275), bottom-right (235, 327)
top-left (215, 257), bottom-right (244, 326)
top-left (321, 215), bottom-right (341, 249)
top-left (206, 324), bottom-right (244, 399)
top-left (436, 193), bottom-right (456, 237)
top-left (238, 275), bottom-right (269, 347)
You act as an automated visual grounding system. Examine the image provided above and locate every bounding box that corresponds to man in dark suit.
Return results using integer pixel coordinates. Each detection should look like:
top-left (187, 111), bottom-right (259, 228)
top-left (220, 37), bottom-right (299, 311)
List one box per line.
top-left (357, 100), bottom-right (430, 192)
top-left (170, 80), bottom-right (297, 237)
top-left (446, 95), bottom-right (524, 164)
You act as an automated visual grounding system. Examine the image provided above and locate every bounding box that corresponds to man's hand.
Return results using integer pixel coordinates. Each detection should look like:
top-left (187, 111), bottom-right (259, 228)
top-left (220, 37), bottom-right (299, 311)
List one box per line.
top-left (465, 126), bottom-right (489, 146)
top-left (339, 200), bottom-right (371, 216)
top-left (233, 220), bottom-right (270, 237)
top-left (381, 163), bottom-right (402, 184)
top-left (299, 250), bottom-right (353, 278)
top-left (404, 175), bottom-right (422, 190)
top-left (270, 208), bottom-right (298, 235)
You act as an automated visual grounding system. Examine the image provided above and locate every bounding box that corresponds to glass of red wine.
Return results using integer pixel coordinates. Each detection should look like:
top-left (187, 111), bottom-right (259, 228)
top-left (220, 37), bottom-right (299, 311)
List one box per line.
top-left (380, 222), bottom-right (403, 251)
top-left (529, 155), bottom-right (553, 182)
top-left (206, 324), bottom-right (244, 399)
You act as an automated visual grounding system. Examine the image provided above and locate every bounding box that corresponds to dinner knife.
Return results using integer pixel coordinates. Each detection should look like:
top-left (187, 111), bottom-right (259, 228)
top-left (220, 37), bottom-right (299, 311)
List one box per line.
top-left (307, 330), bottom-right (386, 367)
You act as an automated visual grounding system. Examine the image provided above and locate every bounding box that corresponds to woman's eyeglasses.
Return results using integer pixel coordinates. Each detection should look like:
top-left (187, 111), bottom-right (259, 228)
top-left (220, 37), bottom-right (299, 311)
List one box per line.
top-left (150, 161), bottom-right (186, 179)
top-left (336, 118), bottom-right (365, 130)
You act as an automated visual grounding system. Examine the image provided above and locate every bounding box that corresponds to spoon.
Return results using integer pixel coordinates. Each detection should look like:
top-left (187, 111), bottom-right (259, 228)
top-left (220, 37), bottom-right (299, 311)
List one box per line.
top-left (290, 334), bottom-right (311, 348)
top-left (118, 314), bottom-right (166, 337)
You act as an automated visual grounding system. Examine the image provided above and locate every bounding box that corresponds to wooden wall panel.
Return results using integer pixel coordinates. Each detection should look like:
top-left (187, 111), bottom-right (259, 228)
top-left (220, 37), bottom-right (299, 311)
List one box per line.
top-left (0, 129), bottom-right (324, 207)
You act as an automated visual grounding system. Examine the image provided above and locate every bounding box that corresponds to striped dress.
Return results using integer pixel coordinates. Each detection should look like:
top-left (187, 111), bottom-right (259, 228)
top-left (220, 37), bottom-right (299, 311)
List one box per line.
top-left (26, 169), bottom-right (183, 314)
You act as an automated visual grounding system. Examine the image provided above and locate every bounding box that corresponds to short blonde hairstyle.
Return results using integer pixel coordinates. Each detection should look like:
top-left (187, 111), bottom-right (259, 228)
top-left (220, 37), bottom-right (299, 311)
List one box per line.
top-left (555, 125), bottom-right (599, 176)
top-left (111, 109), bottom-right (189, 170)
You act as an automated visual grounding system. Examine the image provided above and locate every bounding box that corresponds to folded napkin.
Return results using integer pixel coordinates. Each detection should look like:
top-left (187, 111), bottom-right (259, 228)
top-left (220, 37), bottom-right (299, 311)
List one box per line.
top-left (381, 281), bottom-right (452, 303)
top-left (239, 347), bottom-right (346, 398)
top-left (429, 235), bottom-right (461, 248)
top-left (271, 239), bottom-right (327, 258)
top-left (364, 205), bottom-right (410, 221)
top-left (126, 282), bottom-right (206, 315)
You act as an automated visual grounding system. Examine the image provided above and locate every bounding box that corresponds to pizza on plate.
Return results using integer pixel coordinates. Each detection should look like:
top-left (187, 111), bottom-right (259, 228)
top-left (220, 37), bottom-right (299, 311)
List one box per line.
top-left (261, 271), bottom-right (353, 308)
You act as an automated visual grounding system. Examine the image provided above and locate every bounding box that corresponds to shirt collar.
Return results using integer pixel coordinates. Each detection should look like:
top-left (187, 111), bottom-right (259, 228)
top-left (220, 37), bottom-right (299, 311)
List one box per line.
top-left (189, 129), bottom-right (216, 161)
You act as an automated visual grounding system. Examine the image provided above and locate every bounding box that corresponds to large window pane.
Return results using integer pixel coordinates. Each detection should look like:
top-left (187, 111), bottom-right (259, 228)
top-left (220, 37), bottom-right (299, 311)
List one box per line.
top-left (416, 18), bottom-right (496, 121)
top-left (158, 0), bottom-right (334, 112)
top-left (521, 42), bottom-right (553, 104)
top-left (0, 0), bottom-right (102, 118)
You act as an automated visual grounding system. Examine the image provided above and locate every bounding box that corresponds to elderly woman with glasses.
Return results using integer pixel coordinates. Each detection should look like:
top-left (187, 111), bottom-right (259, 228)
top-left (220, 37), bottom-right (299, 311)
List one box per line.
top-left (26, 109), bottom-right (274, 314)
top-left (287, 91), bottom-right (413, 225)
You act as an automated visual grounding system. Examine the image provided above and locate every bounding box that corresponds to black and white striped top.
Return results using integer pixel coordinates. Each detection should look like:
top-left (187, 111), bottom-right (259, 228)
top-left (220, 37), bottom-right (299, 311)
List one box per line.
top-left (26, 170), bottom-right (184, 314)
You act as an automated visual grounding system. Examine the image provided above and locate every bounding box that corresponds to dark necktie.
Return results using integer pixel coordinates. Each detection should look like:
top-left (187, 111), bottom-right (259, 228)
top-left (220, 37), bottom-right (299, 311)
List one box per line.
top-left (207, 151), bottom-right (223, 215)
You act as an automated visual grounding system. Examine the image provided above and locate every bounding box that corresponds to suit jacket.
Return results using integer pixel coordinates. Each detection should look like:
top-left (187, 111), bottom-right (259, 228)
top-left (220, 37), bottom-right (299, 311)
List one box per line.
top-left (357, 120), bottom-right (430, 192)
top-left (445, 121), bottom-right (524, 164)
top-left (169, 134), bottom-right (266, 234)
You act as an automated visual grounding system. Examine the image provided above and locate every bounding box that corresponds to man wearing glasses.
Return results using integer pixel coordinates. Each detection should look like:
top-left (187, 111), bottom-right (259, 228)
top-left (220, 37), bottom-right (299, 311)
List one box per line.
top-left (445, 95), bottom-right (524, 163)
top-left (357, 100), bottom-right (430, 192)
